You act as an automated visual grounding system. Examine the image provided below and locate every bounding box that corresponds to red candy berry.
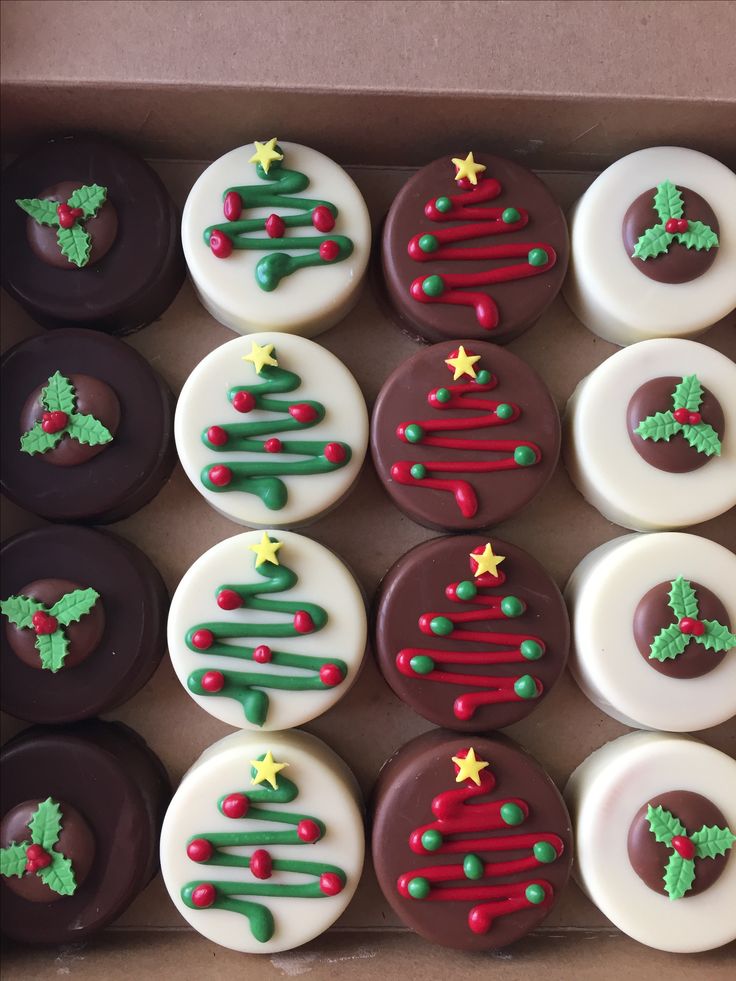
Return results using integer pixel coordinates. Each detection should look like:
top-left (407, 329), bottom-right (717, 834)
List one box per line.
top-left (56, 204), bottom-right (78, 229)
top-left (297, 819), bottom-right (321, 843)
top-left (250, 849), bottom-right (273, 880)
top-left (26, 844), bottom-right (45, 860)
top-left (677, 219), bottom-right (689, 233)
top-left (217, 589), bottom-right (242, 611)
top-left (191, 883), bottom-right (216, 908)
top-left (289, 403), bottom-right (318, 424)
top-left (319, 872), bottom-right (343, 896)
top-left (41, 410), bottom-right (69, 434)
top-left (232, 391), bottom-right (256, 413)
top-left (209, 230), bottom-right (233, 259)
top-left (208, 465), bottom-right (232, 487)
top-left (294, 611), bottom-right (315, 634)
top-left (25, 844), bottom-right (51, 873)
top-left (688, 411), bottom-right (702, 425)
top-left (319, 239), bottom-right (340, 262)
top-left (253, 645), bottom-right (272, 663)
top-left (223, 191), bottom-right (242, 221)
top-left (206, 425), bottom-right (228, 446)
top-left (191, 629), bottom-right (214, 650)
top-left (671, 835), bottom-right (696, 860)
top-left (673, 408), bottom-right (690, 424)
top-left (324, 442), bottom-right (346, 464)
top-left (679, 617), bottom-right (705, 636)
top-left (222, 793), bottom-right (249, 819)
top-left (201, 671), bottom-right (225, 693)
top-left (186, 838), bottom-right (214, 863)
top-left (312, 206), bottom-right (335, 232)
top-left (665, 218), bottom-right (679, 233)
top-left (265, 214), bottom-right (286, 238)
top-left (32, 612), bottom-right (58, 635)
top-left (319, 663), bottom-right (344, 687)
top-left (264, 438), bottom-right (282, 453)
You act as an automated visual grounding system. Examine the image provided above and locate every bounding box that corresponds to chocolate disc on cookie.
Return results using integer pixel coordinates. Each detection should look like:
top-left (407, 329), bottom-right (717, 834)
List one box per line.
top-left (1, 329), bottom-right (176, 523)
top-left (371, 340), bottom-right (560, 530)
top-left (1, 525), bottom-right (169, 723)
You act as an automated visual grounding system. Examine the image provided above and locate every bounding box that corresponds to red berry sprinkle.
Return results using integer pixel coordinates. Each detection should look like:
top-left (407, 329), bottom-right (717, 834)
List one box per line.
top-left (207, 425), bottom-right (228, 447)
top-left (289, 403), bottom-right (318, 424)
top-left (690, 620), bottom-right (705, 636)
top-left (673, 408), bottom-right (690, 424)
top-left (250, 849), bottom-right (273, 880)
top-left (25, 845), bottom-right (51, 872)
top-left (217, 589), bottom-right (242, 611)
top-left (201, 670), bottom-right (225, 693)
top-left (265, 214), bottom-right (286, 238)
top-left (324, 442), bottom-right (346, 464)
top-left (232, 391), bottom-right (256, 413)
top-left (294, 610), bottom-right (315, 634)
top-left (222, 793), bottom-right (249, 819)
top-left (665, 218), bottom-right (679, 233)
top-left (677, 219), bottom-right (689, 233)
top-left (688, 412), bottom-right (702, 425)
top-left (26, 844), bottom-right (45, 860)
top-left (253, 645), bottom-right (272, 663)
top-left (209, 230), bottom-right (233, 259)
top-left (312, 206), bottom-right (335, 232)
top-left (32, 612), bottom-right (58, 635)
top-left (671, 835), bottom-right (696, 860)
top-left (319, 663), bottom-right (344, 687)
top-left (319, 239), bottom-right (340, 262)
top-left (191, 883), bottom-right (216, 908)
top-left (319, 872), bottom-right (343, 896)
top-left (41, 410), bottom-right (69, 434)
top-left (297, 819), bottom-right (321, 843)
top-left (56, 204), bottom-right (76, 229)
top-left (186, 838), bottom-right (214, 863)
top-left (223, 191), bottom-right (242, 221)
top-left (191, 629), bottom-right (214, 650)
top-left (208, 465), bottom-right (232, 487)
top-left (264, 438), bottom-right (282, 454)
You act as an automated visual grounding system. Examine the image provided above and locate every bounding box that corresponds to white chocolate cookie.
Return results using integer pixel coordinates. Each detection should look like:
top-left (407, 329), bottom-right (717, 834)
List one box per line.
top-left (174, 333), bottom-right (368, 527)
top-left (167, 530), bottom-right (367, 730)
top-left (563, 147), bottom-right (736, 345)
top-left (182, 141), bottom-right (371, 336)
top-left (566, 533), bottom-right (736, 731)
top-left (564, 731), bottom-right (736, 952)
top-left (563, 338), bottom-right (736, 530)
top-left (160, 729), bottom-right (364, 953)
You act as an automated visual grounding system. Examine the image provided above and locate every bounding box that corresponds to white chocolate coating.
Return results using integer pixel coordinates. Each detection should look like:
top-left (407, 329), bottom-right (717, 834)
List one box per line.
top-left (167, 530), bottom-right (367, 730)
top-left (564, 731), bottom-right (736, 952)
top-left (565, 533), bottom-right (736, 731)
top-left (563, 338), bottom-right (736, 530)
top-left (182, 143), bottom-right (371, 337)
top-left (563, 147), bottom-right (736, 345)
top-left (174, 332), bottom-right (369, 527)
top-left (160, 728), bottom-right (365, 953)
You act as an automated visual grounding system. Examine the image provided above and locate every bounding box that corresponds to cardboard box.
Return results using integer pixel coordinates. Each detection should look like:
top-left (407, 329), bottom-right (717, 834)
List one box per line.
top-left (1, 2), bottom-right (735, 977)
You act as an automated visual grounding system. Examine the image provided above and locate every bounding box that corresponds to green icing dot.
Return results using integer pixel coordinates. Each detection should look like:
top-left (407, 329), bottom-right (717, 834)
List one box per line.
top-left (533, 841), bottom-right (558, 864)
top-left (455, 580), bottom-right (478, 601)
top-left (475, 369), bottom-right (491, 385)
top-left (435, 387), bottom-right (451, 403)
top-left (528, 248), bottom-right (549, 267)
top-left (514, 674), bottom-right (539, 700)
top-left (405, 424), bottom-right (424, 444)
top-left (430, 616), bottom-right (454, 637)
top-left (421, 829), bottom-right (443, 852)
top-left (520, 639), bottom-right (544, 661)
top-left (514, 445), bottom-right (537, 467)
top-left (422, 274), bottom-right (444, 297)
top-left (501, 595), bottom-right (524, 618)
top-left (496, 403), bottom-right (513, 420)
top-left (410, 654), bottom-right (435, 675)
top-left (408, 877), bottom-right (430, 899)
top-left (463, 854), bottom-right (484, 880)
top-left (410, 463), bottom-right (427, 480)
top-left (502, 207), bottom-right (521, 224)
top-left (435, 196), bottom-right (452, 213)
top-left (500, 802), bottom-right (525, 826)
top-left (525, 884), bottom-right (546, 905)
top-left (418, 233), bottom-right (439, 253)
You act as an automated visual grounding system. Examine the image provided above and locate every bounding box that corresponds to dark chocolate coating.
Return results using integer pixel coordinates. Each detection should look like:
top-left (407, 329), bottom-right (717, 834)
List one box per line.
top-left (26, 181), bottom-right (118, 271)
top-left (371, 728), bottom-right (572, 950)
top-left (370, 340), bottom-right (560, 531)
top-left (628, 791), bottom-right (729, 898)
top-left (623, 186), bottom-right (719, 284)
top-left (381, 154), bottom-right (569, 344)
top-left (1, 329), bottom-right (176, 523)
top-left (19, 372), bottom-right (121, 468)
top-left (0, 720), bottom-right (171, 945)
top-left (0, 799), bottom-right (95, 903)
top-left (627, 376), bottom-right (725, 474)
top-left (634, 580), bottom-right (730, 679)
top-left (1, 136), bottom-right (184, 335)
top-left (5, 577), bottom-right (105, 671)
top-left (374, 535), bottom-right (569, 730)
top-left (0, 525), bottom-right (168, 724)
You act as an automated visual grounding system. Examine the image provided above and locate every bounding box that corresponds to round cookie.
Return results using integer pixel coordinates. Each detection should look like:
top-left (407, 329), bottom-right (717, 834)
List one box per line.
top-left (1, 720), bottom-right (171, 944)
top-left (564, 731), bottom-right (736, 952)
top-left (371, 340), bottom-right (560, 530)
top-left (374, 536), bottom-right (569, 731)
top-left (564, 338), bottom-right (736, 530)
top-left (175, 332), bottom-right (368, 527)
top-left (1, 136), bottom-right (184, 335)
top-left (381, 150), bottom-right (569, 344)
top-left (565, 533), bottom-right (735, 732)
top-left (159, 728), bottom-right (364, 953)
top-left (1, 525), bottom-right (169, 724)
top-left (1, 329), bottom-right (176, 523)
top-left (371, 729), bottom-right (572, 951)
top-left (181, 139), bottom-right (371, 336)
top-left (563, 147), bottom-right (736, 345)
top-left (168, 530), bottom-right (367, 730)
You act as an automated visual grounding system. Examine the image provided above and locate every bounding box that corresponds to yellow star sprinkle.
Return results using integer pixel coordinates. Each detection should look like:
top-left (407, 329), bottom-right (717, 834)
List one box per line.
top-left (243, 340), bottom-right (279, 374)
top-left (470, 542), bottom-right (506, 579)
top-left (249, 138), bottom-right (284, 174)
top-left (249, 532), bottom-right (283, 568)
top-left (445, 345), bottom-right (481, 381)
top-left (451, 151), bottom-right (486, 185)
top-left (250, 751), bottom-right (288, 789)
top-left (452, 748), bottom-right (490, 786)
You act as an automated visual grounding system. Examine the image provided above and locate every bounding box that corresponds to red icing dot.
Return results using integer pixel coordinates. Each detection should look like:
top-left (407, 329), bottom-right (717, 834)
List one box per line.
top-left (41, 410), bottom-right (69, 434)
top-left (25, 844), bottom-right (51, 872)
top-left (56, 204), bottom-right (76, 229)
top-left (223, 191), bottom-right (242, 221)
top-left (191, 629), bottom-right (214, 650)
top-left (201, 671), bottom-right (225, 693)
top-left (264, 438), bottom-right (282, 453)
top-left (208, 465), bottom-right (232, 487)
top-left (297, 819), bottom-right (321, 843)
top-left (207, 425), bottom-right (228, 446)
top-left (294, 610), bottom-right (315, 634)
top-left (32, 612), bottom-right (58, 635)
top-left (319, 239), bottom-right (340, 262)
top-left (253, 645), bottom-right (272, 663)
top-left (324, 442), bottom-right (346, 464)
top-left (191, 883), bottom-right (216, 908)
top-left (468, 907), bottom-right (486, 934)
top-left (312, 206), bottom-right (335, 232)
top-left (217, 589), bottom-right (242, 611)
top-left (232, 391), bottom-right (256, 413)
top-left (250, 848), bottom-right (273, 880)
top-left (679, 617), bottom-right (697, 635)
top-left (673, 408), bottom-right (690, 424)
top-left (688, 411), bottom-right (702, 425)
top-left (665, 218), bottom-right (679, 233)
top-left (265, 213), bottom-right (286, 238)
top-left (690, 619), bottom-right (705, 637)
top-left (671, 835), bottom-right (696, 860)
top-left (209, 230), bottom-right (233, 259)
top-left (677, 218), bottom-right (689, 233)
top-left (319, 663), bottom-right (344, 687)
top-left (187, 838), bottom-right (214, 863)
top-left (319, 872), bottom-right (343, 896)
top-left (289, 403), bottom-right (318, 424)
top-left (222, 793), bottom-right (249, 819)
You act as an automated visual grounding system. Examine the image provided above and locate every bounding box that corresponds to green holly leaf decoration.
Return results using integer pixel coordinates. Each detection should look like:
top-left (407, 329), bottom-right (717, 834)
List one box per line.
top-left (48, 587), bottom-right (100, 627)
top-left (0, 842), bottom-right (28, 878)
top-left (676, 220), bottom-right (719, 252)
top-left (66, 413), bottom-right (113, 446)
top-left (632, 223), bottom-right (674, 261)
top-left (28, 797), bottom-right (63, 850)
top-left (56, 224), bottom-right (92, 268)
top-left (663, 852), bottom-right (696, 900)
top-left (699, 619), bottom-right (736, 653)
top-left (38, 851), bottom-right (77, 897)
top-left (66, 183), bottom-right (107, 218)
top-left (690, 824), bottom-right (736, 859)
top-left (682, 422), bottom-right (721, 457)
top-left (653, 180), bottom-right (685, 223)
top-left (634, 411), bottom-right (682, 442)
top-left (19, 422), bottom-right (64, 455)
top-left (668, 577), bottom-right (699, 620)
top-left (16, 197), bottom-right (60, 227)
top-left (649, 622), bottom-right (689, 661)
top-left (0, 594), bottom-right (45, 629)
top-left (646, 804), bottom-right (686, 845)
top-left (672, 375), bottom-right (703, 412)
top-left (42, 371), bottom-right (77, 414)
top-left (35, 631), bottom-right (70, 673)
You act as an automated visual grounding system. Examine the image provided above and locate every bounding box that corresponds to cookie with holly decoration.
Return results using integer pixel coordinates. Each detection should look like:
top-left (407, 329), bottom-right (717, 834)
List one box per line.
top-left (159, 728), bottom-right (364, 952)
top-left (1, 136), bottom-right (184, 335)
top-left (1, 328), bottom-right (176, 523)
top-left (0, 720), bottom-right (171, 944)
top-left (563, 146), bottom-right (736, 345)
top-left (181, 139), bottom-right (371, 336)
top-left (564, 731), bottom-right (736, 952)
top-left (564, 338), bottom-right (736, 530)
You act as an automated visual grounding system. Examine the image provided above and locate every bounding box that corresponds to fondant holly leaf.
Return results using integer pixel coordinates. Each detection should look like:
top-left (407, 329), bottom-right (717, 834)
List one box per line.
top-left (699, 620), bottom-right (736, 653)
top-left (48, 588), bottom-right (100, 627)
top-left (649, 623), bottom-right (689, 661)
top-left (29, 798), bottom-right (63, 850)
top-left (668, 577), bottom-right (699, 619)
top-left (0, 594), bottom-right (45, 629)
top-left (42, 371), bottom-right (77, 414)
top-left (663, 852), bottom-right (695, 900)
top-left (0, 842), bottom-right (28, 878)
top-left (632, 223), bottom-right (673, 260)
top-left (676, 221), bottom-right (719, 252)
top-left (635, 411), bottom-right (682, 442)
top-left (56, 224), bottom-right (91, 268)
top-left (66, 413), bottom-right (113, 446)
top-left (67, 183), bottom-right (107, 218)
top-left (690, 824), bottom-right (736, 859)
top-left (16, 197), bottom-right (60, 227)
top-left (38, 852), bottom-right (76, 896)
top-left (653, 180), bottom-right (685, 223)
top-left (672, 375), bottom-right (703, 413)
top-left (35, 631), bottom-right (69, 673)
top-left (646, 804), bottom-right (686, 845)
top-left (682, 422), bottom-right (721, 457)
top-left (20, 422), bottom-right (64, 455)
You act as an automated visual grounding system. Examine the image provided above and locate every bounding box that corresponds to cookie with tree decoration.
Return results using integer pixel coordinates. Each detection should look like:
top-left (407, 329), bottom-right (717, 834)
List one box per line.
top-left (160, 729), bottom-right (364, 952)
top-left (181, 140), bottom-right (371, 336)
top-left (168, 529), bottom-right (367, 730)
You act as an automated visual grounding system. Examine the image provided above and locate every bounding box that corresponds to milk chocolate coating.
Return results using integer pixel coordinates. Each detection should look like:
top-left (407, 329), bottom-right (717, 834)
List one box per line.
top-left (627, 376), bottom-right (725, 474)
top-left (628, 790), bottom-right (730, 898)
top-left (381, 154), bottom-right (569, 344)
top-left (0, 525), bottom-right (168, 724)
top-left (1, 136), bottom-right (184, 335)
top-left (1, 329), bottom-right (175, 523)
top-left (0, 720), bottom-right (171, 945)
top-left (26, 180), bottom-right (118, 270)
top-left (19, 372), bottom-right (121, 468)
top-left (634, 580), bottom-right (730, 679)
top-left (374, 535), bottom-right (569, 730)
top-left (5, 577), bottom-right (105, 671)
top-left (0, 799), bottom-right (94, 903)
top-left (371, 729), bottom-right (572, 950)
top-left (370, 340), bottom-right (560, 530)
top-left (623, 186), bottom-right (719, 284)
